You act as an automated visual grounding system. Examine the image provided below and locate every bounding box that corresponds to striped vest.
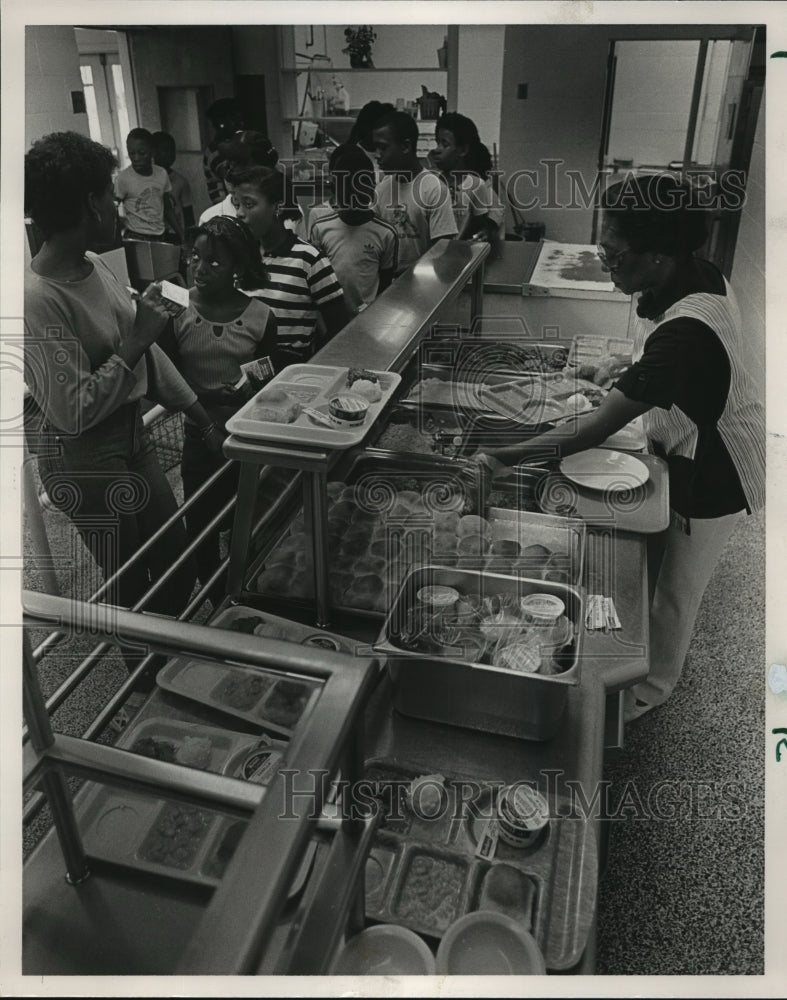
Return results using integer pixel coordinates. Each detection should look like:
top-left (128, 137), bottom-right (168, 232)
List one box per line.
top-left (630, 279), bottom-right (765, 514)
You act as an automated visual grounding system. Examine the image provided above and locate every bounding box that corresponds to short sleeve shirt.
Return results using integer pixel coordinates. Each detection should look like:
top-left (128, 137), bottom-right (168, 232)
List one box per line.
top-left (373, 171), bottom-right (458, 270)
top-left (114, 164), bottom-right (171, 236)
top-left (308, 212), bottom-right (398, 312)
top-left (614, 260), bottom-right (748, 517)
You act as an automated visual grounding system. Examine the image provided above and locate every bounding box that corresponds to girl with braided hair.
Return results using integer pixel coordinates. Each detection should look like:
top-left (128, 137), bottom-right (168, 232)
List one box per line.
top-left (162, 215), bottom-right (277, 588)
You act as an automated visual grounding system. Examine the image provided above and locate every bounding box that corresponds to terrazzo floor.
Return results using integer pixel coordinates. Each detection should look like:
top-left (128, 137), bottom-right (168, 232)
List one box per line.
top-left (21, 459), bottom-right (766, 975)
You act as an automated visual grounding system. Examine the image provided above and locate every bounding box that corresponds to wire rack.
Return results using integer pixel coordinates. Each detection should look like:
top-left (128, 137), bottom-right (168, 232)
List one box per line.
top-left (145, 409), bottom-right (184, 472)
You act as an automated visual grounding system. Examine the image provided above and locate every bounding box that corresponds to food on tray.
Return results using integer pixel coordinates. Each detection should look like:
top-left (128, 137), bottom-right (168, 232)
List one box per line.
top-left (478, 865), bottom-right (538, 926)
top-left (521, 543), bottom-right (551, 561)
top-left (458, 514), bottom-right (490, 537)
top-left (213, 671), bottom-right (273, 711)
top-left (351, 379), bottom-right (383, 403)
top-left (396, 854), bottom-right (465, 932)
top-left (490, 538), bottom-right (522, 558)
top-left (131, 736), bottom-right (178, 763)
top-left (407, 773), bottom-right (446, 813)
top-left (254, 621), bottom-right (290, 640)
top-left (204, 819), bottom-right (246, 879)
top-left (262, 680), bottom-right (312, 728)
top-left (496, 785), bottom-right (550, 849)
top-left (139, 803), bottom-right (212, 870)
top-left (346, 367), bottom-right (379, 387)
top-left (177, 736), bottom-right (212, 769)
top-left (376, 422), bottom-right (442, 455)
top-left (228, 614), bottom-right (263, 634)
top-left (329, 394), bottom-right (370, 425)
top-left (251, 387), bottom-right (302, 424)
top-left (256, 566), bottom-right (292, 593)
top-left (493, 640), bottom-right (541, 673)
top-left (457, 533), bottom-right (491, 556)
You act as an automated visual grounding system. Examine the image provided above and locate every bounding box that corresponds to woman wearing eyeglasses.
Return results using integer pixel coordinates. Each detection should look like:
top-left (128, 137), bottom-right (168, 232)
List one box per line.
top-left (473, 173), bottom-right (764, 723)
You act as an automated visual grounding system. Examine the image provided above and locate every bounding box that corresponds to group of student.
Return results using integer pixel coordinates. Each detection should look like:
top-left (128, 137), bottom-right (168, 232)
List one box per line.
top-left (23, 98), bottom-right (503, 633)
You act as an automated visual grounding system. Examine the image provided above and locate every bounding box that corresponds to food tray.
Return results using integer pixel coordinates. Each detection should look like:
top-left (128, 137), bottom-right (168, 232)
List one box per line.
top-left (207, 603), bottom-right (359, 655)
top-left (376, 566), bottom-right (583, 741)
top-left (361, 759), bottom-right (597, 970)
top-left (156, 655), bottom-right (322, 738)
top-left (536, 453), bottom-right (669, 533)
top-left (76, 783), bottom-right (316, 893)
top-left (225, 364), bottom-right (401, 450)
top-left (476, 372), bottom-right (606, 425)
top-left (115, 716), bottom-right (257, 774)
top-left (567, 335), bottom-right (633, 367)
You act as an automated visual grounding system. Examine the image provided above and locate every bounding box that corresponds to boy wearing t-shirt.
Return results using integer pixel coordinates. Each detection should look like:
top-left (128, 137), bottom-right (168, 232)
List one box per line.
top-left (308, 144), bottom-right (398, 313)
top-left (115, 128), bottom-right (182, 242)
top-left (372, 110), bottom-right (457, 272)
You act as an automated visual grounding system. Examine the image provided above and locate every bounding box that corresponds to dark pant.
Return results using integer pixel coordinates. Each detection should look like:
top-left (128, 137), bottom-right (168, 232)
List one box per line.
top-left (180, 418), bottom-right (240, 592)
top-left (38, 403), bottom-right (197, 619)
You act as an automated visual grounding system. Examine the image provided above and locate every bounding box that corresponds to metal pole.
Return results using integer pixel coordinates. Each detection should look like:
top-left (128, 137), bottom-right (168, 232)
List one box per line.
top-left (470, 258), bottom-right (485, 329)
top-left (23, 632), bottom-right (90, 884)
top-left (306, 469), bottom-right (331, 628)
top-left (227, 461), bottom-right (261, 598)
top-left (22, 445), bottom-right (60, 596)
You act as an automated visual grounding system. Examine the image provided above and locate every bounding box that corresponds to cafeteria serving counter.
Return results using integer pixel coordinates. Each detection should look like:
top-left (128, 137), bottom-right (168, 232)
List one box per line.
top-left (22, 237), bottom-right (654, 976)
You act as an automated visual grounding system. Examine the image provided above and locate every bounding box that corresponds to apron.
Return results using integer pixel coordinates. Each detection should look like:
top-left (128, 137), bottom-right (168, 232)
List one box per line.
top-left (629, 278), bottom-right (765, 515)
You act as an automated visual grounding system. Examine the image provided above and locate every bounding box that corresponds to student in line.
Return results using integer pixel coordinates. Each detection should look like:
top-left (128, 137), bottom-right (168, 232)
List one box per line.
top-left (430, 112), bottom-right (506, 243)
top-left (372, 110), bottom-right (458, 272)
top-left (24, 131), bottom-right (224, 630)
top-left (308, 144), bottom-right (398, 314)
top-left (161, 216), bottom-right (277, 589)
top-left (115, 127), bottom-right (183, 243)
top-left (229, 165), bottom-right (352, 368)
top-left (202, 98), bottom-right (244, 205)
top-left (151, 131), bottom-right (195, 239)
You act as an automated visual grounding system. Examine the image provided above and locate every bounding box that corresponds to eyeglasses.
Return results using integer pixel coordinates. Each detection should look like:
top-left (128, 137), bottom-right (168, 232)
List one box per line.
top-left (596, 245), bottom-right (631, 270)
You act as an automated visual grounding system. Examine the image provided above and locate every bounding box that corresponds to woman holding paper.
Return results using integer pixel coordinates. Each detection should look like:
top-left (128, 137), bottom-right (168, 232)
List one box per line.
top-left (160, 215), bottom-right (277, 590)
top-left (473, 174), bottom-right (764, 722)
top-left (24, 131), bottom-right (222, 624)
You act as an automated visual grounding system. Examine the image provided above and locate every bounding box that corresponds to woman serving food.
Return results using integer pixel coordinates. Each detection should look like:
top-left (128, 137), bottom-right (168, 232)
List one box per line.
top-left (473, 174), bottom-right (765, 723)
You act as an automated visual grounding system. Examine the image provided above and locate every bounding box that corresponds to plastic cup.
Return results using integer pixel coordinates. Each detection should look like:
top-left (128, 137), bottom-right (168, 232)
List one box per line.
top-left (331, 924), bottom-right (436, 975)
top-left (435, 911), bottom-right (546, 975)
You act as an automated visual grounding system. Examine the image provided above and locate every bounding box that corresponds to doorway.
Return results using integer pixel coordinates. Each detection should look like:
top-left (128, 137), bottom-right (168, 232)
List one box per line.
top-left (594, 28), bottom-right (763, 275)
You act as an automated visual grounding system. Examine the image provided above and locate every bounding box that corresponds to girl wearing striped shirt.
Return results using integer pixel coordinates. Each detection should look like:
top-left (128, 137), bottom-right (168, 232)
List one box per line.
top-left (228, 165), bottom-right (352, 366)
top-left (473, 175), bottom-right (764, 723)
top-left (162, 216), bottom-right (277, 589)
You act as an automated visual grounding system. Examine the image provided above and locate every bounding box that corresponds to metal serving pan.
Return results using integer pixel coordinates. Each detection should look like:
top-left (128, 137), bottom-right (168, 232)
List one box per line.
top-left (375, 565), bottom-right (583, 742)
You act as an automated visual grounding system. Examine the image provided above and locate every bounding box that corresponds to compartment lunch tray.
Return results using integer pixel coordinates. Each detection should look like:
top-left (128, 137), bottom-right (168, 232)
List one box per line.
top-left (115, 715), bottom-right (258, 775)
top-left (156, 643), bottom-right (323, 738)
top-left (74, 782), bottom-right (317, 893)
top-left (360, 759), bottom-right (597, 971)
top-left (225, 364), bottom-right (401, 450)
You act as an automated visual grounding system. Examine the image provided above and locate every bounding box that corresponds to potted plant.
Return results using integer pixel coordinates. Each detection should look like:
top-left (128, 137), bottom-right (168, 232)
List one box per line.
top-left (343, 26), bottom-right (377, 68)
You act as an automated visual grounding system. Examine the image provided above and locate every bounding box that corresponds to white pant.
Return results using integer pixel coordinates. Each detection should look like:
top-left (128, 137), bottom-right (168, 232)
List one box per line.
top-left (632, 508), bottom-right (745, 708)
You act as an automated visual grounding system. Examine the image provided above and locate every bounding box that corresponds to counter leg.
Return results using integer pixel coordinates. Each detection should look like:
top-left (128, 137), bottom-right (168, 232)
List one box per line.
top-left (23, 632), bottom-right (90, 884)
top-left (470, 260), bottom-right (485, 329)
top-left (305, 470), bottom-right (330, 628)
top-left (227, 462), bottom-right (259, 599)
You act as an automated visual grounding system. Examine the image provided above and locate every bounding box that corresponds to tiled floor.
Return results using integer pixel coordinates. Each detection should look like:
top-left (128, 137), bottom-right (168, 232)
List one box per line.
top-left (595, 509), bottom-right (765, 974)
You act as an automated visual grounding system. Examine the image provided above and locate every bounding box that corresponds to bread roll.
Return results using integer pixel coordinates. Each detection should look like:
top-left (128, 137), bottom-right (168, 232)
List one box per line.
top-left (458, 514), bottom-right (490, 537)
top-left (457, 533), bottom-right (490, 556)
top-left (252, 387), bottom-right (301, 424)
top-left (491, 538), bottom-right (521, 558)
top-left (256, 566), bottom-right (291, 593)
top-left (432, 511), bottom-right (460, 533)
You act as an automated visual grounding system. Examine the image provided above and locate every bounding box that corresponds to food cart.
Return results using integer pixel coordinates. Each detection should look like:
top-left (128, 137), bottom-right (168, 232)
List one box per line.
top-left (22, 237), bottom-right (666, 975)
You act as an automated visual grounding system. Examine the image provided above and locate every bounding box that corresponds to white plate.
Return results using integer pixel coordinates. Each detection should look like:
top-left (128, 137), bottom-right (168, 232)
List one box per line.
top-left (559, 449), bottom-right (649, 492)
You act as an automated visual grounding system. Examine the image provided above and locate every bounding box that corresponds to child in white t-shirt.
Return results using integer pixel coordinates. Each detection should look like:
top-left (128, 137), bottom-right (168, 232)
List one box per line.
top-left (429, 112), bottom-right (506, 243)
top-left (115, 128), bottom-right (182, 242)
top-left (372, 110), bottom-right (458, 272)
top-left (308, 144), bottom-right (398, 313)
